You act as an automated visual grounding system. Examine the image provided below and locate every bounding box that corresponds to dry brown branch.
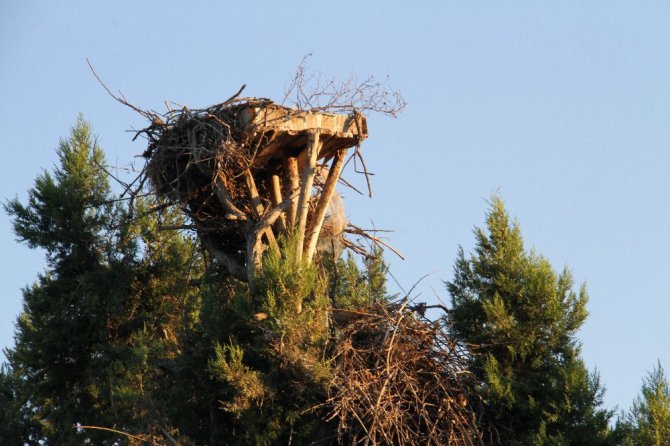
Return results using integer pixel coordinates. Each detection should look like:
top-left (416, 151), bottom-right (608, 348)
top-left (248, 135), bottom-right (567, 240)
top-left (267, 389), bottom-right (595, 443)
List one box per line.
top-left (345, 223), bottom-right (405, 260)
top-left (337, 175), bottom-right (364, 196)
top-left (326, 304), bottom-right (484, 446)
top-left (282, 54), bottom-right (406, 118)
top-left (76, 424), bottom-right (176, 446)
top-left (86, 59), bottom-right (155, 121)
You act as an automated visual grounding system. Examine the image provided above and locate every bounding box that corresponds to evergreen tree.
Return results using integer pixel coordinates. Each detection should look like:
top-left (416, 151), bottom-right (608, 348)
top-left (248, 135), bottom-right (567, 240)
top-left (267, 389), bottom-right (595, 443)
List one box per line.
top-left (623, 361), bottom-right (670, 446)
top-left (446, 196), bottom-right (611, 445)
top-left (3, 116), bottom-right (124, 443)
top-left (2, 117), bottom-right (203, 444)
top-left (327, 249), bottom-right (388, 310)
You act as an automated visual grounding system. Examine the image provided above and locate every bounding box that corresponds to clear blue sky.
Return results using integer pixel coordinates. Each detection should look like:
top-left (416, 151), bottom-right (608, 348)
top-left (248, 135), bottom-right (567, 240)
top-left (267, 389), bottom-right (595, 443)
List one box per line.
top-left (2, 1), bottom-right (669, 414)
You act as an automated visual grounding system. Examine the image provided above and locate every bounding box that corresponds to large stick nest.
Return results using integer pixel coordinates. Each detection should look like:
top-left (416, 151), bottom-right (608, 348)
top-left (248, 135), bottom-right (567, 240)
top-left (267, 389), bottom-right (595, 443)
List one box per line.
top-left (88, 60), bottom-right (401, 274)
top-left (328, 304), bottom-right (484, 446)
top-left (144, 98), bottom-right (272, 219)
top-left (142, 98), bottom-right (353, 275)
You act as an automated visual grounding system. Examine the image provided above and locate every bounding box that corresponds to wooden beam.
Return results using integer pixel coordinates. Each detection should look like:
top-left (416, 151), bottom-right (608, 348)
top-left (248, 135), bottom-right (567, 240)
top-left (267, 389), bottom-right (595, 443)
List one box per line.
top-left (270, 174), bottom-right (287, 234)
top-left (285, 157), bottom-right (300, 230)
top-left (295, 129), bottom-right (321, 263)
top-left (304, 148), bottom-right (348, 263)
top-left (244, 170), bottom-right (279, 255)
top-left (214, 173), bottom-right (247, 221)
top-left (246, 191), bottom-right (299, 281)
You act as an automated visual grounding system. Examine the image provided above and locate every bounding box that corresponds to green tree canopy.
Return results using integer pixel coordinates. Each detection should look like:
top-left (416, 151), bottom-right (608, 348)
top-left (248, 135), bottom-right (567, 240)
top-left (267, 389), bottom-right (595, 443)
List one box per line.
top-left (620, 361), bottom-right (670, 446)
top-left (447, 196), bottom-right (611, 445)
top-left (0, 117), bottom-right (390, 444)
top-left (2, 117), bottom-right (203, 444)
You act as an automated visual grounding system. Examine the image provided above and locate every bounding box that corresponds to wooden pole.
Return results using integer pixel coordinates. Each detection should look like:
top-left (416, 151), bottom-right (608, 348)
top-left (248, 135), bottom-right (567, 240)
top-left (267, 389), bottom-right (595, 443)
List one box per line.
top-left (246, 191), bottom-right (299, 282)
top-left (270, 174), bottom-right (287, 234)
top-left (304, 149), bottom-right (347, 263)
top-left (285, 157), bottom-right (300, 230)
top-left (245, 170), bottom-right (279, 255)
top-left (295, 128), bottom-right (321, 263)
top-left (214, 173), bottom-right (247, 221)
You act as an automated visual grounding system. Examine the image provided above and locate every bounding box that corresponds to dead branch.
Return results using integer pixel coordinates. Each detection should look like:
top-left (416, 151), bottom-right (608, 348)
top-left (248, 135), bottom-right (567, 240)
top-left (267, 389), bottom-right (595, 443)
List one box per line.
top-left (86, 59), bottom-right (155, 121)
top-left (326, 304), bottom-right (484, 446)
top-left (345, 223), bottom-right (404, 260)
top-left (282, 53), bottom-right (406, 118)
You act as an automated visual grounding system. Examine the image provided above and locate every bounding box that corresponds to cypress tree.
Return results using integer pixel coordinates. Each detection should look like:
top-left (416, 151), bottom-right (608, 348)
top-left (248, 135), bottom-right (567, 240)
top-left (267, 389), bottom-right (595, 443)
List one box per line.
top-left (447, 196), bottom-right (611, 445)
top-left (624, 362), bottom-right (670, 446)
top-left (3, 116), bottom-right (125, 443)
top-left (2, 117), bottom-right (203, 444)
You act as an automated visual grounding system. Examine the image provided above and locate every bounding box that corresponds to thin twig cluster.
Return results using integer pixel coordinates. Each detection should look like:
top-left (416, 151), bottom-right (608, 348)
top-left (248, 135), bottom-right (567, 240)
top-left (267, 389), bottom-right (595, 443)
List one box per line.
top-left (282, 54), bottom-right (406, 118)
top-left (327, 304), bottom-right (484, 446)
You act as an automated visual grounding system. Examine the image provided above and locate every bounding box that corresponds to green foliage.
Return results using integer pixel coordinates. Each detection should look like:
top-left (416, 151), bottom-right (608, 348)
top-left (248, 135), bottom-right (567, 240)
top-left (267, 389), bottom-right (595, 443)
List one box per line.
top-left (617, 362), bottom-right (670, 446)
top-left (447, 196), bottom-right (611, 445)
top-left (192, 236), bottom-right (392, 445)
top-left (2, 117), bottom-right (204, 444)
top-left (610, 417), bottom-right (636, 446)
top-left (0, 364), bottom-right (33, 444)
top-left (325, 248), bottom-right (389, 310)
top-left (3, 117), bottom-right (124, 443)
top-left (363, 247), bottom-right (388, 303)
top-left (210, 342), bottom-right (267, 414)
top-left (200, 235), bottom-right (335, 445)
top-left (253, 234), bottom-right (319, 317)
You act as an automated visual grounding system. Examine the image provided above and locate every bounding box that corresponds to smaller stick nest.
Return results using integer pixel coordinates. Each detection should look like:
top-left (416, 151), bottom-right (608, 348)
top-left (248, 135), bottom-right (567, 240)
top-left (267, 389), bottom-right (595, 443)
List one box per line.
top-left (328, 304), bottom-right (484, 446)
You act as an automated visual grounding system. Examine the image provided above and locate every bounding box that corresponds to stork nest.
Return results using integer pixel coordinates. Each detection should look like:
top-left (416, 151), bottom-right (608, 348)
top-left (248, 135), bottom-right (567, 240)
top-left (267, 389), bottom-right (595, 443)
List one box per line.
top-left (327, 304), bottom-right (485, 446)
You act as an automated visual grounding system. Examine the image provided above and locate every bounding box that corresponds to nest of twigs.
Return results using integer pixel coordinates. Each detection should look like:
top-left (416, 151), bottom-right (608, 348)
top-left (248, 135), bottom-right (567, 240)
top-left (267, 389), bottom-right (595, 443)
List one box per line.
top-left (143, 99), bottom-right (271, 272)
top-left (328, 304), bottom-right (484, 446)
top-left (144, 98), bottom-right (273, 227)
top-left (141, 98), bottom-right (357, 277)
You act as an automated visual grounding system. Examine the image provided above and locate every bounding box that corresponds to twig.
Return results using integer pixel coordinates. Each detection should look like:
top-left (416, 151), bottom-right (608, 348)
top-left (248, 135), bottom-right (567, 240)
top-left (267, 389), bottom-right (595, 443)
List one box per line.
top-left (345, 223), bottom-right (404, 260)
top-left (86, 58), bottom-right (153, 120)
top-left (223, 84), bottom-right (247, 105)
top-left (76, 425), bottom-right (150, 443)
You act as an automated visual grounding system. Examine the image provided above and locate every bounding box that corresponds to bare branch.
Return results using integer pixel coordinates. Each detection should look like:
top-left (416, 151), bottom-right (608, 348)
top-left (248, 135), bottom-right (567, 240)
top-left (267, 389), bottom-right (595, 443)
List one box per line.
top-left (282, 54), bottom-right (406, 118)
top-left (86, 59), bottom-right (155, 120)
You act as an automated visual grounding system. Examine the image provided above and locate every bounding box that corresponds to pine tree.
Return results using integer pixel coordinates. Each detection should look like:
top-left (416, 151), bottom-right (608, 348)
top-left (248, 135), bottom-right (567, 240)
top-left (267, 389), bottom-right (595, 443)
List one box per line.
top-left (446, 196), bottom-right (611, 445)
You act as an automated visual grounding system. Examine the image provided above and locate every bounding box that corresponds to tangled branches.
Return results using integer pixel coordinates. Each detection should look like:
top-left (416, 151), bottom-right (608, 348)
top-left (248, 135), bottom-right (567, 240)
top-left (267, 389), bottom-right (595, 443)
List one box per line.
top-left (282, 54), bottom-right (406, 118)
top-left (327, 304), bottom-right (484, 446)
top-left (87, 59), bottom-right (405, 278)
